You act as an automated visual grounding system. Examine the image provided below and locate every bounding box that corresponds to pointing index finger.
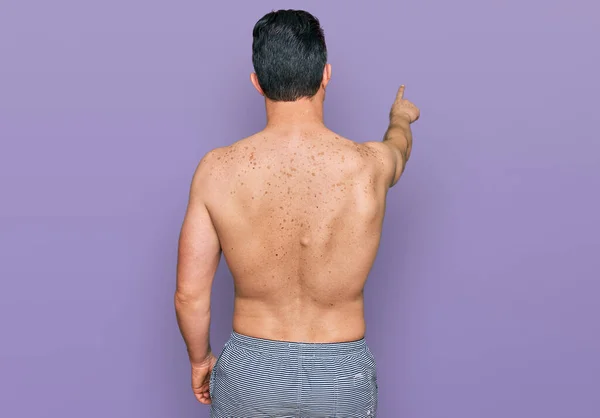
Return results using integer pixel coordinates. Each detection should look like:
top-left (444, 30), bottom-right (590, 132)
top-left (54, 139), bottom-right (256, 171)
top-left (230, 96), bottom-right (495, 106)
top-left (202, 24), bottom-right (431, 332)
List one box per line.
top-left (396, 85), bottom-right (405, 101)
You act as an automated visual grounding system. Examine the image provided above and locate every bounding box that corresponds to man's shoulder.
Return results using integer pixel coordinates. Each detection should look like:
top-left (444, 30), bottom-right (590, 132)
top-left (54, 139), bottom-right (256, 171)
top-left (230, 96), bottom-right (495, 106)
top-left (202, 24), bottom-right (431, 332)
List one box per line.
top-left (194, 146), bottom-right (226, 176)
top-left (195, 137), bottom-right (251, 174)
top-left (189, 144), bottom-right (236, 194)
top-left (360, 141), bottom-right (395, 164)
top-left (191, 134), bottom-right (258, 187)
top-left (336, 138), bottom-right (395, 172)
top-left (351, 141), bottom-right (397, 188)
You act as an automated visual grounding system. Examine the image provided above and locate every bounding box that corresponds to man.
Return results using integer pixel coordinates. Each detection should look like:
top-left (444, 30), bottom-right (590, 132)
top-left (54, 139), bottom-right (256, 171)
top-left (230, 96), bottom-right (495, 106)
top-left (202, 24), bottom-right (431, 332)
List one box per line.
top-left (175, 9), bottom-right (420, 418)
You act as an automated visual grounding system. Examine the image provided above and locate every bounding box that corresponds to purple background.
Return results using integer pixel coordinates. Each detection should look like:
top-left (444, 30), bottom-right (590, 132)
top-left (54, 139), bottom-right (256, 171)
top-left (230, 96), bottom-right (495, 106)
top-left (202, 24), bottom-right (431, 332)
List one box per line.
top-left (1, 1), bottom-right (598, 417)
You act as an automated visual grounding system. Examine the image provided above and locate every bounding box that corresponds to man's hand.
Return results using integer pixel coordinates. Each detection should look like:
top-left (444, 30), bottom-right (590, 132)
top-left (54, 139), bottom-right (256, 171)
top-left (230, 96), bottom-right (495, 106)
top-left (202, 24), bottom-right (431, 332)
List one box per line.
top-left (191, 353), bottom-right (218, 404)
top-left (390, 84), bottom-right (420, 124)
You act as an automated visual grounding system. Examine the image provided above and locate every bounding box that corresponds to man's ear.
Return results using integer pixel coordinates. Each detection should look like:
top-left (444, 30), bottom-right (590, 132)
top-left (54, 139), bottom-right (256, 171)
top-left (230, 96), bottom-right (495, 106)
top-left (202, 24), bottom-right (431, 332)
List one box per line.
top-left (322, 64), bottom-right (332, 89)
top-left (250, 73), bottom-right (264, 96)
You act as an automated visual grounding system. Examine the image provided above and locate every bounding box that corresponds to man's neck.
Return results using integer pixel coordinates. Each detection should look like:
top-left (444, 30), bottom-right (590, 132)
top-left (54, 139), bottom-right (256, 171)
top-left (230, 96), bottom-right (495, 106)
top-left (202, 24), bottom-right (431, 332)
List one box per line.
top-left (264, 96), bottom-right (325, 132)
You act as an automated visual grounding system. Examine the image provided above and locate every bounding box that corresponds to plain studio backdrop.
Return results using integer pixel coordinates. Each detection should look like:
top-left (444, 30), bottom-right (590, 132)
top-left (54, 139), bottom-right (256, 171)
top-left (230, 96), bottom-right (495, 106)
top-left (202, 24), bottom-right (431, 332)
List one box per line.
top-left (0, 1), bottom-right (598, 417)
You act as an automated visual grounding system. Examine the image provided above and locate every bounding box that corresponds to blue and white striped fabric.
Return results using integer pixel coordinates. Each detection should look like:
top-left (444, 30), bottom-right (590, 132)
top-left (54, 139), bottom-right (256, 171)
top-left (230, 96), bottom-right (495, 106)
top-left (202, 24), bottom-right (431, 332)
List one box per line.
top-left (209, 331), bottom-right (378, 417)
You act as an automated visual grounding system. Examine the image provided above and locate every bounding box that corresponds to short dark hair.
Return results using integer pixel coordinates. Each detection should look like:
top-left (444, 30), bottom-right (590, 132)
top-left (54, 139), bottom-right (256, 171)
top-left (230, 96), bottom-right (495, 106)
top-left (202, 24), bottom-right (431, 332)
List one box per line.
top-left (252, 10), bottom-right (327, 102)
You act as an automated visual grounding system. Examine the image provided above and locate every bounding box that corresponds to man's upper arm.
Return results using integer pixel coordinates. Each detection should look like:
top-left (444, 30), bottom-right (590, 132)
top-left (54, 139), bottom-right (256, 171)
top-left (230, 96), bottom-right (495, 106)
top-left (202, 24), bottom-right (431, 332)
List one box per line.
top-left (176, 150), bottom-right (222, 303)
top-left (364, 141), bottom-right (405, 188)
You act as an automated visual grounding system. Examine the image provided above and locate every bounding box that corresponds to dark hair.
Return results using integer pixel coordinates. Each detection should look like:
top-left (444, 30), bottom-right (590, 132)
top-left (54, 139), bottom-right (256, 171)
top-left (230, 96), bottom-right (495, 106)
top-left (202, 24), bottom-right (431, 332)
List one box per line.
top-left (252, 10), bottom-right (327, 102)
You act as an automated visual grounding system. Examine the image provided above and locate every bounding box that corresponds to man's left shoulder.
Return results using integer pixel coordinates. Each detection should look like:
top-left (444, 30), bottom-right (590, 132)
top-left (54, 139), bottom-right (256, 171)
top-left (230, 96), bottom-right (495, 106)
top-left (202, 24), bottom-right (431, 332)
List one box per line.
top-left (200, 144), bottom-right (238, 173)
top-left (191, 146), bottom-right (231, 191)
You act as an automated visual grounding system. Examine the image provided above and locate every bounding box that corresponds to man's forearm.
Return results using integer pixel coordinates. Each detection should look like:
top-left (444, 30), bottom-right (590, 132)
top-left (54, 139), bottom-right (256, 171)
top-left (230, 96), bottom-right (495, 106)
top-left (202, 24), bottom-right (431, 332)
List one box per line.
top-left (174, 293), bottom-right (212, 365)
top-left (383, 115), bottom-right (413, 163)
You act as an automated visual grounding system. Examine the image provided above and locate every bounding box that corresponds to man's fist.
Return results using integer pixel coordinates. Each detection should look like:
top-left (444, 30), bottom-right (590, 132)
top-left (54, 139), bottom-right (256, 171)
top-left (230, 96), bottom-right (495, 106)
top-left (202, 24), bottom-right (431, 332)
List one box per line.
top-left (191, 353), bottom-right (218, 404)
top-left (390, 85), bottom-right (420, 123)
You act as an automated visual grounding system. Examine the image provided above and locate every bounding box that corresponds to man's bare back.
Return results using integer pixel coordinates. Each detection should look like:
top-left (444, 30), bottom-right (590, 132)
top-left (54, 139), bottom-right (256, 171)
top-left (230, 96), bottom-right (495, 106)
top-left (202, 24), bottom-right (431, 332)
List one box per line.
top-left (203, 128), bottom-right (393, 343)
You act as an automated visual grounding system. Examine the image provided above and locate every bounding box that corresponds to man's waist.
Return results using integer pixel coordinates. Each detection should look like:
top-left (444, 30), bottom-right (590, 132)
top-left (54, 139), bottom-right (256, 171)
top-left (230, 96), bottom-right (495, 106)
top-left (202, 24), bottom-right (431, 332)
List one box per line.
top-left (225, 330), bottom-right (368, 358)
top-left (232, 307), bottom-right (366, 344)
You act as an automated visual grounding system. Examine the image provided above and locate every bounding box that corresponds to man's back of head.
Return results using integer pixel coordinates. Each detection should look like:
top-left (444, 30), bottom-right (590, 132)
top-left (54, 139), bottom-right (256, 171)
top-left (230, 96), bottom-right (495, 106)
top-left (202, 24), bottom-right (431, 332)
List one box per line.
top-left (251, 9), bottom-right (328, 102)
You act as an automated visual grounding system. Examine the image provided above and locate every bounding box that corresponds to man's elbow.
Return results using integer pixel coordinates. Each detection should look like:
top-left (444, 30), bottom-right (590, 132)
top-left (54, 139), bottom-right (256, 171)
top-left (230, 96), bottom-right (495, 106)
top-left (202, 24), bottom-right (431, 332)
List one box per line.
top-left (174, 289), bottom-right (210, 313)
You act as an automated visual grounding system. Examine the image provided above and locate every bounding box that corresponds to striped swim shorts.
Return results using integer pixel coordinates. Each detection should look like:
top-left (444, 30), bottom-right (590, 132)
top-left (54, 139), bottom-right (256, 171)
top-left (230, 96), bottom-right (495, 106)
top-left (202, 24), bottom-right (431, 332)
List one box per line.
top-left (209, 331), bottom-right (378, 417)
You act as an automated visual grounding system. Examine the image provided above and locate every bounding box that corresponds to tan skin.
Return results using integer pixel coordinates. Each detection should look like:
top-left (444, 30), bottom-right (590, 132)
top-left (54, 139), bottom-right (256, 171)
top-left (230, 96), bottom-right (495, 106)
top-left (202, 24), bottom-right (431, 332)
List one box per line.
top-left (175, 64), bottom-right (420, 404)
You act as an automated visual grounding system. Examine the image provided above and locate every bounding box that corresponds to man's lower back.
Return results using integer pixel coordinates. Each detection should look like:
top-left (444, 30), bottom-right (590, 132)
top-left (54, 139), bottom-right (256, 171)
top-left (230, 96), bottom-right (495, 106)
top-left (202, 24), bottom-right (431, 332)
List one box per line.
top-left (232, 296), bottom-right (367, 344)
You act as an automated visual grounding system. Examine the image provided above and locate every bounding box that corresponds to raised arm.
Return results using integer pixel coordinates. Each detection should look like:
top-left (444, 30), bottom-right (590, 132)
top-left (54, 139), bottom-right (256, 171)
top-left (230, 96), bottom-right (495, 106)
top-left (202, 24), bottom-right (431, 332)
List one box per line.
top-left (367, 85), bottom-right (420, 188)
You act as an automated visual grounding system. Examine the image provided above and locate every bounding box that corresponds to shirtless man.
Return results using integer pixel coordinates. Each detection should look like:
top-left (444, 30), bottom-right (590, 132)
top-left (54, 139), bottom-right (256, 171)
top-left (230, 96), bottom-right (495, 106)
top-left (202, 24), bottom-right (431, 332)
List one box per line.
top-left (175, 9), bottom-right (419, 417)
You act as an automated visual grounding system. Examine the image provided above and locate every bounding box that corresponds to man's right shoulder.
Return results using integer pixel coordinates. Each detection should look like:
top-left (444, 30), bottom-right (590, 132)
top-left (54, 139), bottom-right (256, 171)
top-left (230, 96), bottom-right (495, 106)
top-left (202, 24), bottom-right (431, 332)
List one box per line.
top-left (361, 141), bottom-right (398, 188)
